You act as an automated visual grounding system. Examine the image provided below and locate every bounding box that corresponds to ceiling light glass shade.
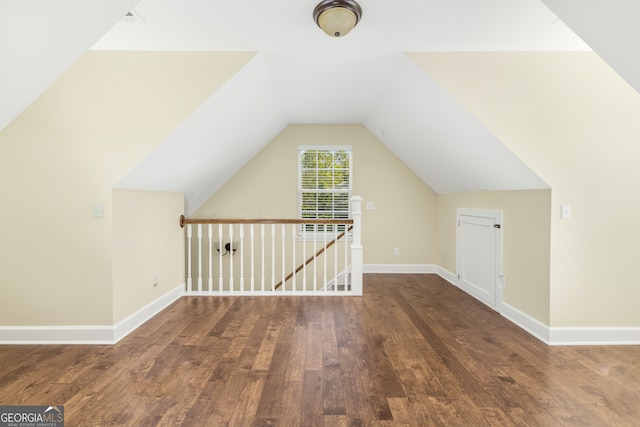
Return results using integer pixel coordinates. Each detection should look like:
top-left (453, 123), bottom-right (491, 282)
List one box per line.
top-left (313, 0), bottom-right (362, 38)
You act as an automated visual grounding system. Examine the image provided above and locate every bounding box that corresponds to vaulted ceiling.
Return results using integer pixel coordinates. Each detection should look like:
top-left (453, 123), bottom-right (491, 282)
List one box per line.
top-left (2, 1), bottom-right (639, 214)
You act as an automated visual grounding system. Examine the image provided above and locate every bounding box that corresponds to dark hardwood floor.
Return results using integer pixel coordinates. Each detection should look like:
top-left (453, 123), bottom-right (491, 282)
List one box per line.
top-left (1, 274), bottom-right (639, 426)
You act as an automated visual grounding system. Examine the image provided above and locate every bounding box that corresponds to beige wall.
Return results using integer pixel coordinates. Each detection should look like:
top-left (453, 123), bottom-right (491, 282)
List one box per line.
top-left (194, 124), bottom-right (439, 265)
top-left (0, 51), bottom-right (252, 326)
top-left (112, 189), bottom-right (185, 324)
top-left (436, 190), bottom-right (552, 324)
top-left (412, 52), bottom-right (640, 327)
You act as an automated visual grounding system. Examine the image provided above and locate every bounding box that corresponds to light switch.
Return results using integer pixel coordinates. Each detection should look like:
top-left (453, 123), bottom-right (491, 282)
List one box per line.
top-left (366, 201), bottom-right (375, 210)
top-left (93, 203), bottom-right (104, 218)
top-left (561, 204), bottom-right (571, 219)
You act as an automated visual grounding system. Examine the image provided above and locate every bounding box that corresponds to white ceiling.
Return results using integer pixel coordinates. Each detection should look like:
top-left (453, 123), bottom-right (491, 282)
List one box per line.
top-left (92, 0), bottom-right (588, 52)
top-left (540, 0), bottom-right (640, 94)
top-left (4, 1), bottom-right (640, 214)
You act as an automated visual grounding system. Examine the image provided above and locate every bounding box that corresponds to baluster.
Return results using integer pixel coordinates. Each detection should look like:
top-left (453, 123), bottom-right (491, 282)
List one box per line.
top-left (229, 224), bottom-right (234, 292)
top-left (197, 224), bottom-right (203, 293)
top-left (239, 224), bottom-right (245, 293)
top-left (334, 225), bottom-right (338, 292)
top-left (323, 226), bottom-right (327, 291)
top-left (313, 224), bottom-right (317, 291)
top-left (250, 224), bottom-right (255, 292)
top-left (302, 224), bottom-right (307, 291)
top-left (208, 224), bottom-right (213, 293)
top-left (218, 223), bottom-right (224, 293)
top-left (186, 224), bottom-right (192, 293)
top-left (291, 224), bottom-right (296, 292)
top-left (271, 224), bottom-right (275, 290)
top-left (281, 224), bottom-right (286, 292)
top-left (261, 224), bottom-right (266, 292)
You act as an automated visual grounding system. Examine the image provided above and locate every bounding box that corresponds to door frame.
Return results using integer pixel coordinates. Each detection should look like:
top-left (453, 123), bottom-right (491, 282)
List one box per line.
top-left (456, 208), bottom-right (504, 313)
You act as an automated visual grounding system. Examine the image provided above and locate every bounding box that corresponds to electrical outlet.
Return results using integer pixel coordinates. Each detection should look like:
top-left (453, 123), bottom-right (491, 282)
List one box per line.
top-left (393, 248), bottom-right (400, 256)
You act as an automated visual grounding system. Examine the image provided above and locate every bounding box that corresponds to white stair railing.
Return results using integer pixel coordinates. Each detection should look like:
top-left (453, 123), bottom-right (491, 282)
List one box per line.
top-left (180, 196), bottom-right (363, 296)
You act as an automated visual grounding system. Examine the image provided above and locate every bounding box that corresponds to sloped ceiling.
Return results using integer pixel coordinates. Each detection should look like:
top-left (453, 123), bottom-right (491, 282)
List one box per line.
top-left (3, 1), bottom-right (639, 215)
top-left (540, 0), bottom-right (640, 95)
top-left (0, 0), bottom-right (139, 132)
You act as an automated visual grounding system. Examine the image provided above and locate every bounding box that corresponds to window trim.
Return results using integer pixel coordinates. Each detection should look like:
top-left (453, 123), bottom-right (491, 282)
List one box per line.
top-left (297, 145), bottom-right (353, 239)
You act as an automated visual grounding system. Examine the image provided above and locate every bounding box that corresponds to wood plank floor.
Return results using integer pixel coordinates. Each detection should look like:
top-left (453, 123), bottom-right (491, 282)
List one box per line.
top-left (1, 274), bottom-right (639, 426)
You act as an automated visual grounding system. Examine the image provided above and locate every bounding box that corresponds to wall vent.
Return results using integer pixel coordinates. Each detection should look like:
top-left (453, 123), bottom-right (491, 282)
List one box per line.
top-left (121, 9), bottom-right (145, 24)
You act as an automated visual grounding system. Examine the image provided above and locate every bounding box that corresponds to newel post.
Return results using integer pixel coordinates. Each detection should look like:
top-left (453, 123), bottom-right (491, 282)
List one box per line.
top-left (350, 196), bottom-right (363, 296)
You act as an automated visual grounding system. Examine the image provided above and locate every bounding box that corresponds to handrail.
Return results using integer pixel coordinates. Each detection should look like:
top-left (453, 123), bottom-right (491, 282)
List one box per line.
top-left (180, 215), bottom-right (353, 228)
top-left (274, 225), bottom-right (353, 290)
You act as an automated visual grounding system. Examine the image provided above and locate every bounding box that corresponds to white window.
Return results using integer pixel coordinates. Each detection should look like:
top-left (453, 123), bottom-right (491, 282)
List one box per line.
top-left (298, 146), bottom-right (352, 233)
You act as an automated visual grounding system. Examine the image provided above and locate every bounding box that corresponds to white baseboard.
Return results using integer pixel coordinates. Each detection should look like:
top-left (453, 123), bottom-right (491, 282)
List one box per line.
top-left (112, 284), bottom-right (185, 343)
top-left (500, 302), bottom-right (551, 344)
top-left (435, 266), bottom-right (458, 285)
top-left (0, 325), bottom-right (116, 345)
top-left (502, 304), bottom-right (640, 346)
top-left (548, 326), bottom-right (640, 346)
top-left (363, 264), bottom-right (438, 274)
top-left (0, 283), bottom-right (185, 345)
top-left (428, 267), bottom-right (640, 346)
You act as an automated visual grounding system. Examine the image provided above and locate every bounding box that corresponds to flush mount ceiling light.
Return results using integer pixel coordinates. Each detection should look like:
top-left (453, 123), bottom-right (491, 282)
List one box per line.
top-left (313, 0), bottom-right (362, 38)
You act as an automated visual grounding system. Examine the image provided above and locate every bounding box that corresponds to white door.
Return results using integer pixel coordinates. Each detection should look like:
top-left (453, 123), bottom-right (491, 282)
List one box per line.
top-left (456, 209), bottom-right (503, 311)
